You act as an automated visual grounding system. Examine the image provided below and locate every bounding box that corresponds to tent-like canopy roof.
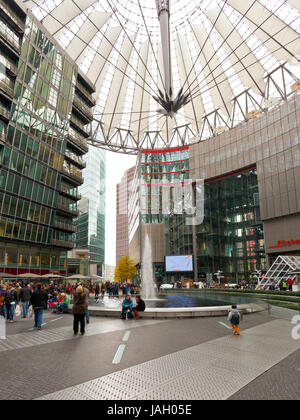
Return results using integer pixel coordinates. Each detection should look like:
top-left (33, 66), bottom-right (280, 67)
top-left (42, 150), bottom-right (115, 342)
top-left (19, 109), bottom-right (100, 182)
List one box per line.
top-left (19, 0), bottom-right (300, 153)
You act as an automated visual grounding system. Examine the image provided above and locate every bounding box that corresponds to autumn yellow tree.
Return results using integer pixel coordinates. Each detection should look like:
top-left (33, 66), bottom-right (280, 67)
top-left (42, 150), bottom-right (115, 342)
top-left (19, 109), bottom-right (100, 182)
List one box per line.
top-left (114, 256), bottom-right (137, 282)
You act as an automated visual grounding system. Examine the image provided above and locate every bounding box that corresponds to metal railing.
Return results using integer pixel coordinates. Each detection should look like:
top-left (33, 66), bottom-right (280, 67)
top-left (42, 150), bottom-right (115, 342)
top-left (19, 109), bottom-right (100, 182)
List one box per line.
top-left (51, 238), bottom-right (74, 249)
top-left (0, 55), bottom-right (17, 76)
top-left (70, 115), bottom-right (91, 137)
top-left (54, 220), bottom-right (77, 233)
top-left (0, 24), bottom-right (21, 51)
top-left (0, 77), bottom-right (14, 98)
top-left (67, 130), bottom-right (89, 152)
top-left (57, 200), bottom-right (79, 216)
top-left (59, 184), bottom-right (81, 201)
top-left (62, 167), bottom-right (83, 183)
top-left (65, 149), bottom-right (86, 168)
top-left (73, 95), bottom-right (93, 121)
top-left (75, 82), bottom-right (96, 106)
top-left (0, 103), bottom-right (10, 120)
top-left (0, 0), bottom-right (25, 32)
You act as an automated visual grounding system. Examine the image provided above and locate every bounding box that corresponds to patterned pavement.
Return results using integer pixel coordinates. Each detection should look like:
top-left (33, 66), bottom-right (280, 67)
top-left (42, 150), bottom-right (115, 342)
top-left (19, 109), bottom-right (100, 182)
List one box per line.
top-left (37, 319), bottom-right (300, 400)
top-left (1, 309), bottom-right (300, 400)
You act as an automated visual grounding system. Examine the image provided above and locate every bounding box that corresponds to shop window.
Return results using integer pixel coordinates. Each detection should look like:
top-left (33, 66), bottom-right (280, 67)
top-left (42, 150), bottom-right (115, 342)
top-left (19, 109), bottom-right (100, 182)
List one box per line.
top-left (5, 247), bottom-right (18, 265)
top-left (30, 248), bottom-right (40, 267)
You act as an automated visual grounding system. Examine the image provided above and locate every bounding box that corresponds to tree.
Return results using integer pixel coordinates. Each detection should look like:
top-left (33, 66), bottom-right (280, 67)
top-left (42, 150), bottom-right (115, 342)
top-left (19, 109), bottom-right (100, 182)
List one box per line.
top-left (114, 256), bottom-right (137, 283)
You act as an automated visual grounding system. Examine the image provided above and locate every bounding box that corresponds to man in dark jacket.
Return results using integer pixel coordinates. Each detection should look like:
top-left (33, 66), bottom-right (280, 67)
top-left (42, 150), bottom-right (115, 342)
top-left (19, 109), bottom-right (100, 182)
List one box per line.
top-left (133, 295), bottom-right (146, 320)
top-left (19, 283), bottom-right (32, 318)
top-left (73, 285), bottom-right (88, 336)
top-left (5, 284), bottom-right (18, 322)
top-left (29, 283), bottom-right (48, 330)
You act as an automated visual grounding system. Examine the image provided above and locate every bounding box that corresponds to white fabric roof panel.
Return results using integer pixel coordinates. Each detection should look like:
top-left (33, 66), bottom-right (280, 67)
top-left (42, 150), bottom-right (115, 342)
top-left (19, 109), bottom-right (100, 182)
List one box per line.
top-left (191, 24), bottom-right (234, 117)
top-left (65, 11), bottom-right (111, 61)
top-left (130, 40), bottom-right (151, 142)
top-left (227, 0), bottom-right (300, 65)
top-left (102, 34), bottom-right (137, 138)
top-left (88, 26), bottom-right (122, 88)
top-left (287, 0), bottom-right (300, 11)
top-left (41, 0), bottom-right (97, 35)
top-left (19, 0), bottom-right (300, 152)
top-left (175, 33), bottom-right (205, 133)
top-left (204, 8), bottom-right (266, 96)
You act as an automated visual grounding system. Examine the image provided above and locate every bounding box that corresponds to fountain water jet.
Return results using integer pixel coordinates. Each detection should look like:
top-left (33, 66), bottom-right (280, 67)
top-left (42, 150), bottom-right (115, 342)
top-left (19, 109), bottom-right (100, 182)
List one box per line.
top-left (141, 233), bottom-right (161, 300)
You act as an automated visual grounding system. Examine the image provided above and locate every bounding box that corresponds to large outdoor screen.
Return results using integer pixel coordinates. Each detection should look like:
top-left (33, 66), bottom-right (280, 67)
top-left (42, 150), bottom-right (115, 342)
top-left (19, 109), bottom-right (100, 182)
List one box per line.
top-left (165, 255), bottom-right (193, 272)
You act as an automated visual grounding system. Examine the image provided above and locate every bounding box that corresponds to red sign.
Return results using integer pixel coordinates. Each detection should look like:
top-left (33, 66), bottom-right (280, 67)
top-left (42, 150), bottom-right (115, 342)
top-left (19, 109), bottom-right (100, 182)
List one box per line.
top-left (269, 239), bottom-right (300, 249)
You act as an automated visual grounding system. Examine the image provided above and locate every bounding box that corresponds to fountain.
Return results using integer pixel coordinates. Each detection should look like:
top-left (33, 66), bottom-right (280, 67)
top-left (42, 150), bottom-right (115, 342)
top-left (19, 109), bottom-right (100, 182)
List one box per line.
top-left (141, 233), bottom-right (159, 300)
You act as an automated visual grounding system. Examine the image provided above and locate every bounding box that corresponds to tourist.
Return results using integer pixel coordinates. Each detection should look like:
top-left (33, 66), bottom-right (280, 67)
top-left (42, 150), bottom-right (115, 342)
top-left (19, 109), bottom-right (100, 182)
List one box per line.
top-left (228, 305), bottom-right (241, 336)
top-left (288, 278), bottom-right (294, 291)
top-left (58, 293), bottom-right (70, 313)
top-left (121, 295), bottom-right (134, 319)
top-left (133, 295), bottom-right (146, 320)
top-left (5, 283), bottom-right (18, 323)
top-left (72, 285), bottom-right (88, 336)
top-left (95, 283), bottom-right (100, 300)
top-left (0, 285), bottom-right (6, 318)
top-left (19, 283), bottom-right (32, 318)
top-left (29, 283), bottom-right (48, 330)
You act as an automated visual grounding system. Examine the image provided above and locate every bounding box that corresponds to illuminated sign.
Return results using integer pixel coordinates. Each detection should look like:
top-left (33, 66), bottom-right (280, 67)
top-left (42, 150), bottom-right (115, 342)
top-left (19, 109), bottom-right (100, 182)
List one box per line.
top-left (269, 239), bottom-right (300, 249)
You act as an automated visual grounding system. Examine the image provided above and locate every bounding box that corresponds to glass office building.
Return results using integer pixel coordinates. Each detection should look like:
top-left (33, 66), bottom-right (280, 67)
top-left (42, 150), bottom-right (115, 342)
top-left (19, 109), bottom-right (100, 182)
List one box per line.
top-left (129, 147), bottom-right (265, 283)
top-left (0, 1), bottom-right (94, 275)
top-left (196, 167), bottom-right (265, 282)
top-left (74, 146), bottom-right (106, 275)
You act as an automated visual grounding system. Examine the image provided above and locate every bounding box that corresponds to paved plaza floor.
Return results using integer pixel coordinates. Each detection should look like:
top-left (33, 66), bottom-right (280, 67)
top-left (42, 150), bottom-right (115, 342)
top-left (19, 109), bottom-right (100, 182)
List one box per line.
top-left (0, 308), bottom-right (300, 400)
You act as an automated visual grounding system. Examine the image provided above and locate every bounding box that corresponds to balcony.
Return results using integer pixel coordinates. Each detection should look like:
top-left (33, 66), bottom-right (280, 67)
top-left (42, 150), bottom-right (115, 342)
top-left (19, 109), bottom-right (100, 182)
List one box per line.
top-left (0, 103), bottom-right (10, 121)
top-left (75, 82), bottom-right (96, 107)
top-left (0, 55), bottom-right (17, 78)
top-left (57, 200), bottom-right (79, 217)
top-left (51, 239), bottom-right (74, 249)
top-left (54, 220), bottom-right (77, 233)
top-left (70, 115), bottom-right (91, 138)
top-left (0, 129), bottom-right (5, 145)
top-left (59, 185), bottom-right (81, 201)
top-left (62, 167), bottom-right (83, 185)
top-left (0, 0), bottom-right (25, 34)
top-left (0, 77), bottom-right (14, 99)
top-left (73, 95), bottom-right (93, 122)
top-left (0, 25), bottom-right (21, 53)
top-left (65, 149), bottom-right (86, 169)
top-left (67, 130), bottom-right (89, 154)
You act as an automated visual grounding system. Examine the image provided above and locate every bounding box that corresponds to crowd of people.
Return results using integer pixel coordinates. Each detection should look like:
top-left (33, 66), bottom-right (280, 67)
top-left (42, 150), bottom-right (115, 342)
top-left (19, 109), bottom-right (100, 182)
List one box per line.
top-left (0, 280), bottom-right (145, 335)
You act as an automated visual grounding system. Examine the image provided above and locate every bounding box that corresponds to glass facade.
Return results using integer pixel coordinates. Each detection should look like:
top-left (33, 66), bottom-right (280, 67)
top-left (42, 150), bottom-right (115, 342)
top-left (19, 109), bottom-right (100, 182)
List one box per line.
top-left (0, 242), bottom-right (67, 275)
top-left (196, 167), bottom-right (266, 283)
top-left (0, 2), bottom-right (94, 274)
top-left (75, 146), bottom-right (106, 272)
top-left (129, 147), bottom-right (191, 280)
top-left (129, 148), bottom-right (266, 284)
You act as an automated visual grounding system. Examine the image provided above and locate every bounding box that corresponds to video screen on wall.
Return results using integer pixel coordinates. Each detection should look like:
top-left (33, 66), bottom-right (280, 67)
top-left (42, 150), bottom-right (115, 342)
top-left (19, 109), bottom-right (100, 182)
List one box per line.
top-left (165, 255), bottom-right (193, 272)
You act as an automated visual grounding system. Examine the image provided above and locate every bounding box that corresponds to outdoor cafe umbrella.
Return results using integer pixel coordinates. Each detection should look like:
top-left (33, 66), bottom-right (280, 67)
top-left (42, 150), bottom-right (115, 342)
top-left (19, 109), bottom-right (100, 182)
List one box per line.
top-left (17, 273), bottom-right (41, 278)
top-left (66, 274), bottom-right (90, 279)
top-left (41, 273), bottom-right (64, 279)
top-left (90, 275), bottom-right (104, 280)
top-left (0, 273), bottom-right (17, 278)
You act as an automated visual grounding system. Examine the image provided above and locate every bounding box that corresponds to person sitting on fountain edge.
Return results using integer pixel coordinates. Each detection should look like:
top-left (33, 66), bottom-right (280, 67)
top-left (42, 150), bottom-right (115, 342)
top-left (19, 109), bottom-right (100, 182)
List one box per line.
top-left (133, 295), bottom-right (146, 320)
top-left (121, 295), bottom-right (134, 319)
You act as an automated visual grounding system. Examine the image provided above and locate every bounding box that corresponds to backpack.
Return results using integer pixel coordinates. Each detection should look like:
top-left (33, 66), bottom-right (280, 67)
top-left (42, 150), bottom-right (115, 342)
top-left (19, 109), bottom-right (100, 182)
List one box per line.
top-left (231, 314), bottom-right (240, 325)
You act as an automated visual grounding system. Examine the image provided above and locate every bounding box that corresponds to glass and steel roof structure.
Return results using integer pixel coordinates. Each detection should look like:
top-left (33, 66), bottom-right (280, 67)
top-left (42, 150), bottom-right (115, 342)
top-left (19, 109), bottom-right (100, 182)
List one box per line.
top-left (20, 0), bottom-right (300, 153)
